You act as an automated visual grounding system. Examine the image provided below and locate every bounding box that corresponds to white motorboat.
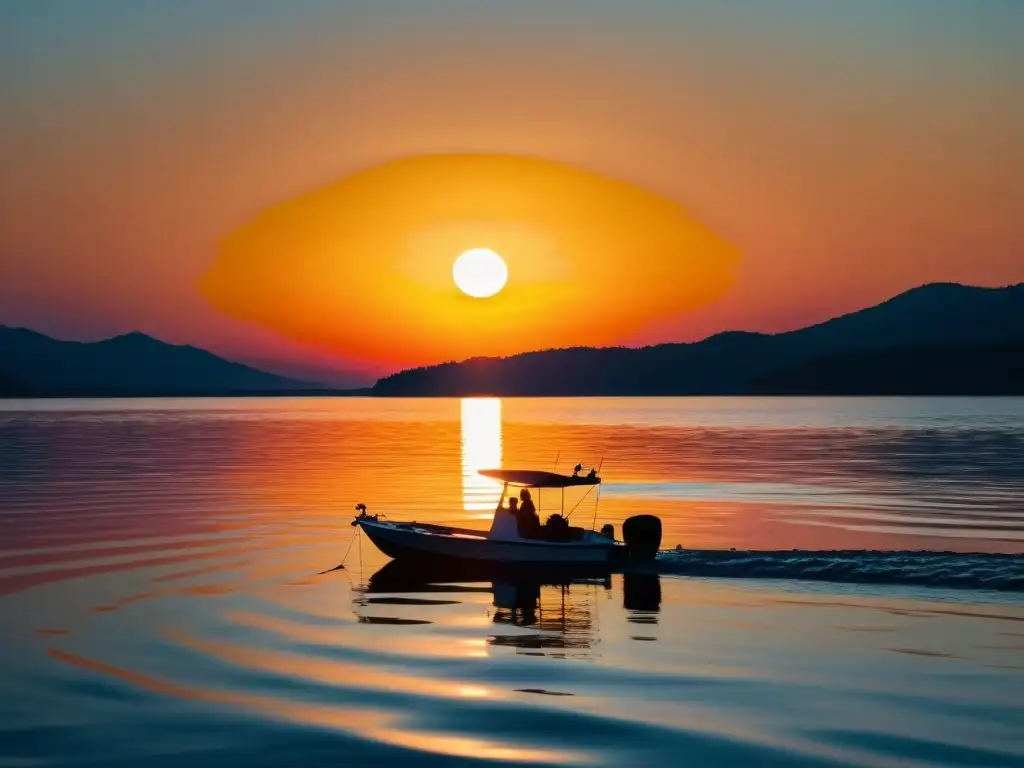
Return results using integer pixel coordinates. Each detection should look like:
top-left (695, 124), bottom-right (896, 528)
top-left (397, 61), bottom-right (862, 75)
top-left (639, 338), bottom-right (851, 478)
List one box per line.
top-left (352, 465), bottom-right (662, 567)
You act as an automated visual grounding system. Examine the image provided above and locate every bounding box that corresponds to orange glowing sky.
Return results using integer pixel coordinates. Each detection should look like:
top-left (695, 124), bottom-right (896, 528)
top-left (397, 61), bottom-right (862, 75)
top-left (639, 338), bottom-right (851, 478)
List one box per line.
top-left (1, 3), bottom-right (1021, 384)
top-left (198, 154), bottom-right (739, 367)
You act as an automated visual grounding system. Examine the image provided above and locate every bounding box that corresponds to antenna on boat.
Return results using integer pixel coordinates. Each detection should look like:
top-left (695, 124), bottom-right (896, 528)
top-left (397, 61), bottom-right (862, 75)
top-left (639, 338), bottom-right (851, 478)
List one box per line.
top-left (551, 450), bottom-right (560, 472)
top-left (591, 457), bottom-right (604, 530)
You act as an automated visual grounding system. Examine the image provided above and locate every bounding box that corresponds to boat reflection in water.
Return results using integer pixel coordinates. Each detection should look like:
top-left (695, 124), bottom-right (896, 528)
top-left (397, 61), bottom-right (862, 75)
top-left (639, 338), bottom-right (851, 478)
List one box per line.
top-left (489, 579), bottom-right (604, 658)
top-left (358, 559), bottom-right (661, 658)
top-left (622, 572), bottom-right (662, 643)
top-left (623, 573), bottom-right (662, 622)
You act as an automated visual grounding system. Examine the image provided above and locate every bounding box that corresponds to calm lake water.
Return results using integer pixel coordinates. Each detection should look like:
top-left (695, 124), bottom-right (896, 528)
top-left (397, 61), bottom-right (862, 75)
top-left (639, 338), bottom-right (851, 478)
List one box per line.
top-left (1, 397), bottom-right (1022, 766)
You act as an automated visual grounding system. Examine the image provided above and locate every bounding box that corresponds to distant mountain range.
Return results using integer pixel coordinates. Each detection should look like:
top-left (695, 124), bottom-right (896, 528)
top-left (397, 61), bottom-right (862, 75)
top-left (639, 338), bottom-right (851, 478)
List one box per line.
top-left (3, 282), bottom-right (1022, 398)
top-left (373, 282), bottom-right (1024, 396)
top-left (0, 327), bottom-right (317, 396)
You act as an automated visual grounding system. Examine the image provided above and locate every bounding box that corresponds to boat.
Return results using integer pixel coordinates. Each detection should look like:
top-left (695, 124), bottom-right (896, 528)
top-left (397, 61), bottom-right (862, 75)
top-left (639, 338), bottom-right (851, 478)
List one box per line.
top-left (352, 464), bottom-right (662, 567)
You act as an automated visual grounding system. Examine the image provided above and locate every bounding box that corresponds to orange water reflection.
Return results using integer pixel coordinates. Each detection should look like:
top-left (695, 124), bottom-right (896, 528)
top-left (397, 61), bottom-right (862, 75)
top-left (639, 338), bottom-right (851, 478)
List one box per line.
top-left (3, 396), bottom-right (1021, 603)
top-left (171, 629), bottom-right (507, 701)
top-left (48, 647), bottom-right (587, 764)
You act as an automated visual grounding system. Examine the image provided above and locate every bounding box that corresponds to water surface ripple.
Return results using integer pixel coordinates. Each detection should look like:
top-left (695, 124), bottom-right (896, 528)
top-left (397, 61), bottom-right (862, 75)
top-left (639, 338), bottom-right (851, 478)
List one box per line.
top-left (1, 397), bottom-right (1022, 767)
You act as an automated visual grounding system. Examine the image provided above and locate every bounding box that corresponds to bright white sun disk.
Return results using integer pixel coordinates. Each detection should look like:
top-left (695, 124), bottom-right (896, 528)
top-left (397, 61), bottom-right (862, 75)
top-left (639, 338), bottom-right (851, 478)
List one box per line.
top-left (453, 248), bottom-right (508, 298)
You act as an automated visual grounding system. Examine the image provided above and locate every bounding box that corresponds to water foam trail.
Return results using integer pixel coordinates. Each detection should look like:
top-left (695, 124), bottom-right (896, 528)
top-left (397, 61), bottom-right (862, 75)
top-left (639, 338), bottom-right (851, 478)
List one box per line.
top-left (655, 549), bottom-right (1024, 591)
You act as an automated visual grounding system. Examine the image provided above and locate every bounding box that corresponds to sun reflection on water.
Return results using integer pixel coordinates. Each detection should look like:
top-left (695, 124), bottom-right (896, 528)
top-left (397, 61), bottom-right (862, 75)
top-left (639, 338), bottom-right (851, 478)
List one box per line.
top-left (460, 398), bottom-right (503, 512)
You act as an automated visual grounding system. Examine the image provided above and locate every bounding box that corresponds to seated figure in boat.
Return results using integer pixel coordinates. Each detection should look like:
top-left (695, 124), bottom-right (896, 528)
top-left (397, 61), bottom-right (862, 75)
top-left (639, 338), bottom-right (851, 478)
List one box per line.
top-left (516, 489), bottom-right (543, 539)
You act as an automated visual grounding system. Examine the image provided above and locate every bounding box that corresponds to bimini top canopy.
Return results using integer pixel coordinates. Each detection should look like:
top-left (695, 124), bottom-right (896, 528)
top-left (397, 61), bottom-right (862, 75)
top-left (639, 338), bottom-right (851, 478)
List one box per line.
top-left (478, 468), bottom-right (601, 488)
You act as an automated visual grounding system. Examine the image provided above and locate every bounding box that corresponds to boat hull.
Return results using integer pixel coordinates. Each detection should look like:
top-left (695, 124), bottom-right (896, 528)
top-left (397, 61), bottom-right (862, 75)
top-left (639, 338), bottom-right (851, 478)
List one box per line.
top-left (358, 519), bottom-right (619, 565)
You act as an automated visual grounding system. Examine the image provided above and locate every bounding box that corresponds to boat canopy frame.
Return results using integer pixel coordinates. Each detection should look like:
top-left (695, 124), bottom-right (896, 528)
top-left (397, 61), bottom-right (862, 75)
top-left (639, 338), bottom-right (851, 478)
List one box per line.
top-left (480, 465), bottom-right (603, 524)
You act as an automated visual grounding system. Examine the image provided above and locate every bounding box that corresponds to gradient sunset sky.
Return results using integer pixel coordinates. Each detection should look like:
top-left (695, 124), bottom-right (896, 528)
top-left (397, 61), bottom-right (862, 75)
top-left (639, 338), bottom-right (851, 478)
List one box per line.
top-left (2, 1), bottom-right (1021, 385)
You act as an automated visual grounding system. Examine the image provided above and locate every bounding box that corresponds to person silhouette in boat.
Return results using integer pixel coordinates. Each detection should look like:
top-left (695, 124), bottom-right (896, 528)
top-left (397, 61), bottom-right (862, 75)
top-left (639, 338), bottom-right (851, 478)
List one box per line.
top-left (517, 488), bottom-right (542, 539)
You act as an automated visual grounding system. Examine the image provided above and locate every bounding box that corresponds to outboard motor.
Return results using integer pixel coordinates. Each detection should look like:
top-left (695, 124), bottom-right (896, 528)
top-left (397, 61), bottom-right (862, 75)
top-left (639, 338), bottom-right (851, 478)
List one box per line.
top-left (622, 515), bottom-right (662, 562)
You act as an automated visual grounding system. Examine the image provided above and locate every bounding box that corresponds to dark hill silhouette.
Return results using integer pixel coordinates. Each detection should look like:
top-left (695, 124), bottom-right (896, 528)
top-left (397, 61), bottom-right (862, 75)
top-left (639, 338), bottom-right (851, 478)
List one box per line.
top-left (373, 283), bottom-right (1024, 396)
top-left (0, 371), bottom-right (32, 397)
top-left (749, 342), bottom-right (1024, 395)
top-left (0, 327), bottom-right (312, 395)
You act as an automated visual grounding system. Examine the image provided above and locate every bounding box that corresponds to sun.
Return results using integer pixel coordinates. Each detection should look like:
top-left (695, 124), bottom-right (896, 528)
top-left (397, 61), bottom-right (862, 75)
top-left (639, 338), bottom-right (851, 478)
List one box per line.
top-left (452, 248), bottom-right (508, 298)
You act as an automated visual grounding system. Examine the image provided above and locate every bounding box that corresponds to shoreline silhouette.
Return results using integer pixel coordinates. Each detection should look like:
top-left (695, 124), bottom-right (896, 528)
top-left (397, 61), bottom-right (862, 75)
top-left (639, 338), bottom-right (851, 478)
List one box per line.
top-left (3, 282), bottom-right (1022, 398)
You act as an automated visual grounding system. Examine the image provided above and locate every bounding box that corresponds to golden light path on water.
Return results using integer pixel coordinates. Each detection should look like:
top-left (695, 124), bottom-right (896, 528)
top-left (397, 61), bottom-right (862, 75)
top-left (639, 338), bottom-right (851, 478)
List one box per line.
top-left (460, 398), bottom-right (504, 513)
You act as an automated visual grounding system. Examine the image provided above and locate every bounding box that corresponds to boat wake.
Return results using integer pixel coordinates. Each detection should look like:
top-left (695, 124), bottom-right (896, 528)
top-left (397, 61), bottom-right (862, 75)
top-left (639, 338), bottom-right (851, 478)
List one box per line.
top-left (656, 549), bottom-right (1024, 592)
